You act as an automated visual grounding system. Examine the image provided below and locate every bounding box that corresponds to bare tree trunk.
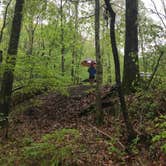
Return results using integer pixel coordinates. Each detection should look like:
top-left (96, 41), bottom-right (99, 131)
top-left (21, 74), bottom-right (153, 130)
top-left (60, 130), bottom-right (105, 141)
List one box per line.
top-left (60, 0), bottom-right (65, 75)
top-left (95, 0), bottom-right (104, 125)
top-left (0, 0), bottom-right (12, 65)
top-left (25, 22), bottom-right (35, 56)
top-left (0, 0), bottom-right (24, 138)
top-left (104, 0), bottom-right (135, 139)
top-left (139, 28), bottom-right (147, 74)
top-left (0, 0), bottom-right (12, 43)
top-left (71, 0), bottom-right (79, 84)
top-left (147, 51), bottom-right (164, 89)
top-left (123, 0), bottom-right (139, 93)
top-left (0, 51), bottom-right (2, 64)
top-left (107, 52), bottom-right (112, 83)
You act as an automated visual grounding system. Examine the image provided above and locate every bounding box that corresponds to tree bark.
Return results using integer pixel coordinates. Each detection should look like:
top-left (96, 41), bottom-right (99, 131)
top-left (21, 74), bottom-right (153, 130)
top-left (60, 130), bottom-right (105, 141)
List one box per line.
top-left (71, 0), bottom-right (79, 84)
top-left (147, 51), bottom-right (164, 89)
top-left (123, 0), bottom-right (139, 93)
top-left (0, 51), bottom-right (2, 64)
top-left (104, 0), bottom-right (135, 139)
top-left (139, 27), bottom-right (147, 74)
top-left (95, 0), bottom-right (104, 125)
top-left (25, 22), bottom-right (35, 55)
top-left (0, 0), bottom-right (12, 65)
top-left (60, 0), bottom-right (65, 75)
top-left (0, 0), bottom-right (24, 135)
top-left (0, 0), bottom-right (12, 43)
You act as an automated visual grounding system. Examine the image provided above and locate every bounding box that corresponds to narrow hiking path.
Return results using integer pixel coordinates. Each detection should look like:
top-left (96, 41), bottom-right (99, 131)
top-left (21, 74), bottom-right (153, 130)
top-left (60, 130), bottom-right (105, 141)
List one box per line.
top-left (8, 85), bottom-right (124, 165)
top-left (2, 85), bottom-right (165, 165)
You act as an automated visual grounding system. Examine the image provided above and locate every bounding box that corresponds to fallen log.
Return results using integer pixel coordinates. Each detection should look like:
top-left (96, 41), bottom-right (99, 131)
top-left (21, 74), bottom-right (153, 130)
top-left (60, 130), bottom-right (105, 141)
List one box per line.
top-left (80, 84), bottom-right (118, 116)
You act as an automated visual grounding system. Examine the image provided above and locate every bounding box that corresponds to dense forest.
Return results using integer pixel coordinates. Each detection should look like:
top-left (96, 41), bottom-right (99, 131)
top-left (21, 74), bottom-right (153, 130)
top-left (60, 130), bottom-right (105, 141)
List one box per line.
top-left (0, 0), bottom-right (165, 165)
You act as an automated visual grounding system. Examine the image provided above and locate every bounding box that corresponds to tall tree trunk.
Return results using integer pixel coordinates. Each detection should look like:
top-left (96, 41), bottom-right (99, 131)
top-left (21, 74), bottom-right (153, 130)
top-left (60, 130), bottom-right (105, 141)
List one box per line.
top-left (0, 0), bottom-right (12, 43)
top-left (123, 0), bottom-right (139, 93)
top-left (0, 51), bottom-right (2, 64)
top-left (107, 52), bottom-right (112, 83)
top-left (95, 0), bottom-right (104, 125)
top-left (147, 51), bottom-right (164, 89)
top-left (71, 0), bottom-right (79, 84)
top-left (139, 27), bottom-right (147, 74)
top-left (104, 0), bottom-right (135, 139)
top-left (0, 0), bottom-right (12, 65)
top-left (25, 22), bottom-right (35, 56)
top-left (0, 52), bottom-right (2, 88)
top-left (0, 0), bottom-right (24, 138)
top-left (60, 0), bottom-right (65, 75)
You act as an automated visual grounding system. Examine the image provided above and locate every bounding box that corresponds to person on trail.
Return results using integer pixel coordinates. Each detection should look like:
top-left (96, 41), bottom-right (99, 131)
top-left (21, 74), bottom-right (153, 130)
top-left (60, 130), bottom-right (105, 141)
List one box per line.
top-left (88, 62), bottom-right (96, 84)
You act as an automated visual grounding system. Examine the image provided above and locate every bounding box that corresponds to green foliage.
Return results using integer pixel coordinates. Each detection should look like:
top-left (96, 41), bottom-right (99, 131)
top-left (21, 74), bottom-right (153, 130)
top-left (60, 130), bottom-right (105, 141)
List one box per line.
top-left (128, 91), bottom-right (160, 121)
top-left (0, 129), bottom-right (80, 166)
top-left (129, 136), bottom-right (140, 155)
top-left (22, 129), bottom-right (80, 165)
top-left (152, 115), bottom-right (166, 154)
top-left (108, 137), bottom-right (126, 164)
top-left (11, 52), bottom-right (71, 101)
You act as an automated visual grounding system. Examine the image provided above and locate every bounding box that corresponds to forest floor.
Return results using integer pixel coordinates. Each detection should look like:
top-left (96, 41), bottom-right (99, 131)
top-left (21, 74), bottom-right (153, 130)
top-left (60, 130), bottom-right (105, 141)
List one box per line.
top-left (0, 84), bottom-right (166, 165)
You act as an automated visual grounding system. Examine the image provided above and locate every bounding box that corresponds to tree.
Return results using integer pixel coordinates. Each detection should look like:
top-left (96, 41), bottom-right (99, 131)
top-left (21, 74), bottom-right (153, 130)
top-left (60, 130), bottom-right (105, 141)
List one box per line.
top-left (104, 0), bottom-right (135, 139)
top-left (71, 0), bottom-right (79, 84)
top-left (23, 0), bottom-right (47, 56)
top-left (150, 0), bottom-right (166, 29)
top-left (60, 0), bottom-right (65, 75)
top-left (123, 0), bottom-right (139, 92)
top-left (0, 0), bottom-right (12, 64)
top-left (0, 0), bottom-right (25, 138)
top-left (147, 49), bottom-right (164, 89)
top-left (95, 0), bottom-right (103, 125)
top-left (0, 50), bottom-right (2, 64)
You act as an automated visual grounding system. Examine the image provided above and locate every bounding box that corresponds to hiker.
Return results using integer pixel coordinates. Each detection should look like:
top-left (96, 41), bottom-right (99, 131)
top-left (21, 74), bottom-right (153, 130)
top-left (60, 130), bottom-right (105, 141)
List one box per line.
top-left (88, 62), bottom-right (96, 84)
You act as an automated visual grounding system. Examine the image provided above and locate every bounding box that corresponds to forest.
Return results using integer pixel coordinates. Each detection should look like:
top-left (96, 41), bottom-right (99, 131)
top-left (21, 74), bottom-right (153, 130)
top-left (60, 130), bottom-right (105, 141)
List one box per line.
top-left (0, 0), bottom-right (165, 165)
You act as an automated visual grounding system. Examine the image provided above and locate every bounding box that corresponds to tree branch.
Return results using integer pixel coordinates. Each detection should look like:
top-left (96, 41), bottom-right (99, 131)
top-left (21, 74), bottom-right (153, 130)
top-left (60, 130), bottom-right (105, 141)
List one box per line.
top-left (0, 0), bottom-right (12, 43)
top-left (147, 50), bottom-right (164, 89)
top-left (150, 0), bottom-right (166, 28)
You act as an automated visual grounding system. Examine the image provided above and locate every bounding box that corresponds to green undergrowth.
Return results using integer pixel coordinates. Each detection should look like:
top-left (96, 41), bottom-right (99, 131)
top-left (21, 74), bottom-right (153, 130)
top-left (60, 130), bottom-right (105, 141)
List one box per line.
top-left (12, 77), bottom-right (70, 106)
top-left (11, 98), bottom-right (42, 117)
top-left (126, 88), bottom-right (166, 161)
top-left (128, 89), bottom-right (166, 121)
top-left (0, 129), bottom-right (81, 166)
top-left (106, 88), bottom-right (166, 164)
top-left (151, 115), bottom-right (166, 154)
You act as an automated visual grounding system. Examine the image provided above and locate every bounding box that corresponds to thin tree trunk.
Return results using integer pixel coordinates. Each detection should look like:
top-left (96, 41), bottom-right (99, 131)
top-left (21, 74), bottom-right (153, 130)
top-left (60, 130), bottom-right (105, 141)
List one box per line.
top-left (107, 52), bottom-right (112, 83)
top-left (0, 51), bottom-right (2, 64)
top-left (95, 0), bottom-right (104, 125)
top-left (60, 0), bottom-right (65, 75)
top-left (25, 24), bottom-right (35, 55)
top-left (71, 0), bottom-right (79, 84)
top-left (139, 27), bottom-right (147, 74)
top-left (0, 0), bottom-right (12, 65)
top-left (104, 0), bottom-right (135, 139)
top-left (0, 0), bottom-right (24, 138)
top-left (147, 51), bottom-right (164, 89)
top-left (0, 0), bottom-right (12, 43)
top-left (0, 50), bottom-right (2, 90)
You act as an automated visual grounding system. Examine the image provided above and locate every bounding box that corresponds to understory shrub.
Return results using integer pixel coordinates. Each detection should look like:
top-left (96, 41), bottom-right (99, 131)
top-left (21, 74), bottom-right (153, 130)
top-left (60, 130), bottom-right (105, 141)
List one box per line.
top-left (0, 129), bottom-right (80, 166)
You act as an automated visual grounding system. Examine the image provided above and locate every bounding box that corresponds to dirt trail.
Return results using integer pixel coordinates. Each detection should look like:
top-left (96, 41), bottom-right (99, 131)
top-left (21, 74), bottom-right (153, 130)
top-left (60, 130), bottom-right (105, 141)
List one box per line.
top-left (7, 86), bottom-right (166, 165)
top-left (10, 85), bottom-right (119, 165)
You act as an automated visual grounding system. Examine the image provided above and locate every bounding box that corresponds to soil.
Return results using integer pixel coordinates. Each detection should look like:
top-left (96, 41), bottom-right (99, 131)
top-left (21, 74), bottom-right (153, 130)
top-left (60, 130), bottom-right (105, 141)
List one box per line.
top-left (2, 85), bottom-right (165, 165)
